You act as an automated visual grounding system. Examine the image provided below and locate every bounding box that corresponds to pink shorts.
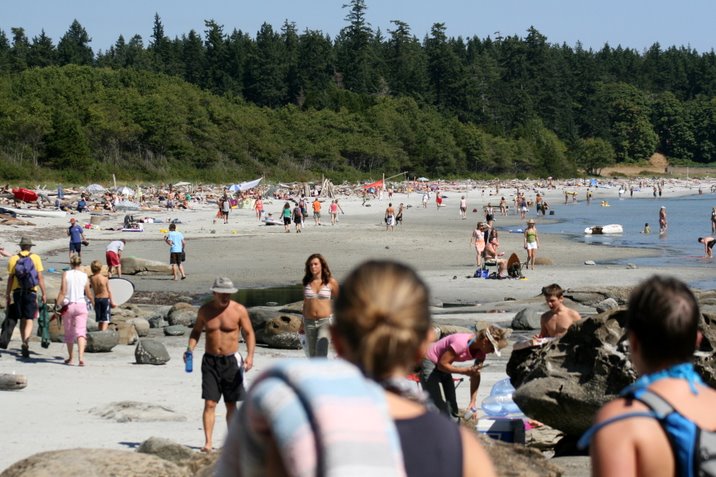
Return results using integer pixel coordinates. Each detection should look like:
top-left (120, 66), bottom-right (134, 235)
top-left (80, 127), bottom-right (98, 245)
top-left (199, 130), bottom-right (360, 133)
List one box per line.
top-left (63, 302), bottom-right (88, 344)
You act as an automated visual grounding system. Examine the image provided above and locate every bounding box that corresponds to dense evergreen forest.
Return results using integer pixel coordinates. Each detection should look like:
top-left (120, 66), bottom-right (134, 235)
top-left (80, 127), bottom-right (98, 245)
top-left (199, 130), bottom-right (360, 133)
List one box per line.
top-left (1, 0), bottom-right (716, 181)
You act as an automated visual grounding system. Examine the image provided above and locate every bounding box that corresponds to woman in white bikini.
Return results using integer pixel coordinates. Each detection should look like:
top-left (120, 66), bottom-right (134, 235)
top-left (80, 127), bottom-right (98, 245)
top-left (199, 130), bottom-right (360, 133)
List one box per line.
top-left (301, 253), bottom-right (339, 357)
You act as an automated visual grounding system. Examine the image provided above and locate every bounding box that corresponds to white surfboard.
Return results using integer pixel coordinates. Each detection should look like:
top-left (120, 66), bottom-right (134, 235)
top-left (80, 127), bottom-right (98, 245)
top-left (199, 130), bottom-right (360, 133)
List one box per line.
top-left (108, 277), bottom-right (135, 306)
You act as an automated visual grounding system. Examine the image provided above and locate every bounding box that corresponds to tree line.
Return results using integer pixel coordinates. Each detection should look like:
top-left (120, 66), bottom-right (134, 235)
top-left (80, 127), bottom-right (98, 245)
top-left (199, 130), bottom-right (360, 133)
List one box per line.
top-left (1, 0), bottom-right (715, 181)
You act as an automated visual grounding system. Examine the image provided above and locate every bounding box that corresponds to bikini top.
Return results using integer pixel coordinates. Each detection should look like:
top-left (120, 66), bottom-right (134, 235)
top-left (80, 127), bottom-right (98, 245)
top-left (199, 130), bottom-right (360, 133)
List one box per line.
top-left (304, 283), bottom-right (332, 300)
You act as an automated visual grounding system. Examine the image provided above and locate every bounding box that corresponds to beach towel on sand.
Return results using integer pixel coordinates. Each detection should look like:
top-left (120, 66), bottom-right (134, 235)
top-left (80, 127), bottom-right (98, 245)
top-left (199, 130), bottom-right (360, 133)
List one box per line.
top-left (216, 358), bottom-right (406, 477)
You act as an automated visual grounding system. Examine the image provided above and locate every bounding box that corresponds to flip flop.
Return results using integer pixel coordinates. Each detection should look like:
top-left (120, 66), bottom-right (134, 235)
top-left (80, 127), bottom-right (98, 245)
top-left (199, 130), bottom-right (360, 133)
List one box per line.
top-left (78, 360), bottom-right (85, 367)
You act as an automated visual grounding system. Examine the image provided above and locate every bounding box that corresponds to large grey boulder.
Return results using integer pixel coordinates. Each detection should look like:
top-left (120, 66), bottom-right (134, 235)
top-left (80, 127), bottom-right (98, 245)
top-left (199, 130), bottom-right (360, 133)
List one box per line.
top-left (511, 307), bottom-right (543, 330)
top-left (137, 437), bottom-right (194, 463)
top-left (135, 339), bottom-right (170, 365)
top-left (85, 330), bottom-right (119, 352)
top-left (121, 256), bottom-right (174, 275)
top-left (248, 306), bottom-right (283, 331)
top-left (127, 318), bottom-right (150, 337)
top-left (1, 449), bottom-right (189, 477)
top-left (114, 322), bottom-right (139, 345)
top-left (167, 303), bottom-right (197, 327)
top-left (564, 286), bottom-right (633, 306)
top-left (507, 308), bottom-right (716, 437)
top-left (255, 314), bottom-right (303, 349)
top-left (146, 306), bottom-right (171, 328)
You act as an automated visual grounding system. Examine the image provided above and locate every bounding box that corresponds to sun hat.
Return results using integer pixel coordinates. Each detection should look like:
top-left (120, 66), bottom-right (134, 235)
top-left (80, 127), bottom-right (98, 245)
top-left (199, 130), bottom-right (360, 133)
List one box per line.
top-left (527, 218), bottom-right (536, 225)
top-left (210, 276), bottom-right (238, 294)
top-left (484, 327), bottom-right (503, 357)
top-left (18, 237), bottom-right (35, 247)
top-left (474, 322), bottom-right (511, 357)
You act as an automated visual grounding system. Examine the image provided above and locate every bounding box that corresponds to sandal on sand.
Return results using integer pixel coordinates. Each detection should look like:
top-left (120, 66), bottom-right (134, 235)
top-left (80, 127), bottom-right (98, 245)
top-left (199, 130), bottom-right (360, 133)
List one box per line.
top-left (21, 343), bottom-right (30, 358)
top-left (78, 360), bottom-right (85, 367)
top-left (64, 358), bottom-right (73, 365)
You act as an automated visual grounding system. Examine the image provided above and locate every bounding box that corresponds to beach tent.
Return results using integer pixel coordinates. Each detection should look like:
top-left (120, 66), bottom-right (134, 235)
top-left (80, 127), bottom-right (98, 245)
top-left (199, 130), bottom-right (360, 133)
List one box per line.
top-left (117, 186), bottom-right (135, 196)
top-left (115, 200), bottom-right (140, 211)
top-left (229, 177), bottom-right (263, 192)
top-left (416, 177), bottom-right (429, 182)
top-left (86, 184), bottom-right (106, 193)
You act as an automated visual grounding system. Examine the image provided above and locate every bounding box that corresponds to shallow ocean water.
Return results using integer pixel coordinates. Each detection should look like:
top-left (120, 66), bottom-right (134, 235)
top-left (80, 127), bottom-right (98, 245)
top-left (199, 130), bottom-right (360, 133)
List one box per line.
top-left (516, 191), bottom-right (716, 289)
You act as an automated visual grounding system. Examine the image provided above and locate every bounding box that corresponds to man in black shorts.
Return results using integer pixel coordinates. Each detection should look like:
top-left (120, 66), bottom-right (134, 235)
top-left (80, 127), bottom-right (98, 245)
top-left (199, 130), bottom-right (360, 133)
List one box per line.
top-left (5, 237), bottom-right (47, 358)
top-left (698, 236), bottom-right (716, 258)
top-left (186, 277), bottom-right (255, 452)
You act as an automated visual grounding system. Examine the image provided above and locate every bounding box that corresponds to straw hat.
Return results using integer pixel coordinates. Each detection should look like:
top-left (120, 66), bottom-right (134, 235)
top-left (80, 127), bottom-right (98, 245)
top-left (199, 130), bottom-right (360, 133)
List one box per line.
top-left (527, 219), bottom-right (536, 225)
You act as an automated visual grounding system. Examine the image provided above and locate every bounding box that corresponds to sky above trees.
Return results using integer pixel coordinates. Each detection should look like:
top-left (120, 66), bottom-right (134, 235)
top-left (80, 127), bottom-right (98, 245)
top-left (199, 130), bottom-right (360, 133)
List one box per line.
top-left (3, 0), bottom-right (715, 54)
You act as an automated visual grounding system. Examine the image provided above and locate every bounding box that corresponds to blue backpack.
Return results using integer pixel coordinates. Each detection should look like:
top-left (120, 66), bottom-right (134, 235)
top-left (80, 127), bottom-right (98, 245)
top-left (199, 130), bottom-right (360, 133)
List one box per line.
top-left (14, 253), bottom-right (39, 290)
top-left (580, 389), bottom-right (716, 477)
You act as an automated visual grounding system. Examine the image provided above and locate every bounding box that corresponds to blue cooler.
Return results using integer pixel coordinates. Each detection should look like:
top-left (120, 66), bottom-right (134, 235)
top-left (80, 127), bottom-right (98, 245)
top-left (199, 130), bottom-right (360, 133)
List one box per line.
top-left (477, 418), bottom-right (526, 444)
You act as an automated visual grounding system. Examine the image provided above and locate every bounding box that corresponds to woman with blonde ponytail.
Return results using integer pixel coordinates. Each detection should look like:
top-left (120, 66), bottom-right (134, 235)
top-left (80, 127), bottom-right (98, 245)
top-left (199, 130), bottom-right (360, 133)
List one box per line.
top-left (332, 260), bottom-right (496, 477)
top-left (218, 260), bottom-right (496, 477)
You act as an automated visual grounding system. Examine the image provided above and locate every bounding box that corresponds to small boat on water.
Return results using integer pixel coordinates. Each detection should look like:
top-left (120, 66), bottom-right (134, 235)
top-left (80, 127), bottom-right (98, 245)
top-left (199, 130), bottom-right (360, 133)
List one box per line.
top-left (585, 224), bottom-right (623, 235)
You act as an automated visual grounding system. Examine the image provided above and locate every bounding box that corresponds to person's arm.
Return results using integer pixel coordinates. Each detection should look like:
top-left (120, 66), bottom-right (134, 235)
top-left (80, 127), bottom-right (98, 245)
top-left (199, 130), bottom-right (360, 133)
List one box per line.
top-left (0, 247), bottom-right (10, 258)
top-left (5, 269), bottom-right (13, 305)
top-left (107, 278), bottom-right (117, 307)
top-left (437, 349), bottom-right (481, 376)
top-left (38, 270), bottom-right (46, 303)
top-left (84, 280), bottom-right (93, 304)
top-left (329, 277), bottom-right (339, 299)
top-left (239, 307), bottom-right (256, 371)
top-left (186, 308), bottom-right (206, 355)
top-left (590, 401), bottom-right (639, 477)
top-left (55, 272), bottom-right (67, 306)
top-left (460, 427), bottom-right (497, 477)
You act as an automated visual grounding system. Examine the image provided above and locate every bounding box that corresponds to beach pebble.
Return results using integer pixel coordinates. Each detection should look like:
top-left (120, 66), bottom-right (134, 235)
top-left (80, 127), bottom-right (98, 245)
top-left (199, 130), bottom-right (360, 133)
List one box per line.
top-left (137, 437), bottom-right (193, 463)
top-left (0, 373), bottom-right (27, 391)
top-left (135, 339), bottom-right (170, 365)
top-left (163, 325), bottom-right (186, 336)
top-left (584, 260), bottom-right (596, 266)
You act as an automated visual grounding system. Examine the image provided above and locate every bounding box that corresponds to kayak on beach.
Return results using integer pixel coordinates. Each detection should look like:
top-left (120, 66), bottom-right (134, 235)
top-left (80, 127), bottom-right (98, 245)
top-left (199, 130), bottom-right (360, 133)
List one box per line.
top-left (4, 207), bottom-right (67, 218)
top-left (12, 188), bottom-right (38, 203)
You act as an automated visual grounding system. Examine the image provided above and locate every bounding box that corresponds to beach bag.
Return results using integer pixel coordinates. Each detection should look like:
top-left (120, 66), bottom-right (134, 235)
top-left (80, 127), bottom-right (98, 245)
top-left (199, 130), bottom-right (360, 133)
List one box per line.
top-left (0, 305), bottom-right (19, 349)
top-left (508, 261), bottom-right (523, 279)
top-left (14, 254), bottom-right (39, 290)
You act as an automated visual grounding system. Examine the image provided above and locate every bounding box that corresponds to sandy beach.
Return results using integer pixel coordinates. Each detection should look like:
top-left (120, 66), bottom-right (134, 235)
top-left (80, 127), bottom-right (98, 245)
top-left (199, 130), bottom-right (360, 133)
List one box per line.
top-left (1, 179), bottom-right (715, 473)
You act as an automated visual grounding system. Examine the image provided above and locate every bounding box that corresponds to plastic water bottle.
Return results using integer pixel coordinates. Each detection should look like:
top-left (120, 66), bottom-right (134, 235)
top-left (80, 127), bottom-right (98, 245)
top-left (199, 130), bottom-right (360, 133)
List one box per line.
top-left (184, 350), bottom-right (193, 373)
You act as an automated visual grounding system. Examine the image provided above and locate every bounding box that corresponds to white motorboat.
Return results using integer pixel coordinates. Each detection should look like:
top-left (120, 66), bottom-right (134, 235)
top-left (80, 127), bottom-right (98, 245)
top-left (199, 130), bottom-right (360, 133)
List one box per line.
top-left (585, 224), bottom-right (623, 235)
